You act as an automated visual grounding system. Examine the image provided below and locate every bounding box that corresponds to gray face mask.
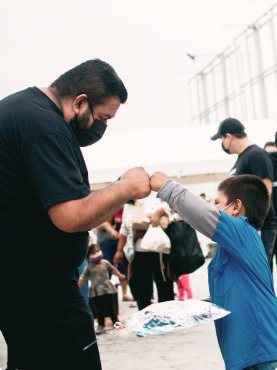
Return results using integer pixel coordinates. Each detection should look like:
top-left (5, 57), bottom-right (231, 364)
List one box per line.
top-left (72, 119), bottom-right (107, 147)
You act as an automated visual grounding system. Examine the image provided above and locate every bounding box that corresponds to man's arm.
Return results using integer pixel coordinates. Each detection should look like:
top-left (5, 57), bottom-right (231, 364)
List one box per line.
top-left (48, 167), bottom-right (150, 233)
top-left (96, 217), bottom-right (113, 230)
top-left (151, 173), bottom-right (220, 239)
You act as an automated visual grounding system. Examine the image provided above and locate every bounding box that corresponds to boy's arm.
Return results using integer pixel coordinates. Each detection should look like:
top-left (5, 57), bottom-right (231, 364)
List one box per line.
top-left (157, 178), bottom-right (220, 239)
top-left (153, 174), bottom-right (252, 260)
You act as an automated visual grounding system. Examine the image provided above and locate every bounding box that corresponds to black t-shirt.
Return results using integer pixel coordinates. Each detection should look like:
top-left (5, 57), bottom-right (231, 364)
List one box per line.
top-left (230, 144), bottom-right (276, 230)
top-left (270, 152), bottom-right (277, 218)
top-left (0, 87), bottom-right (91, 283)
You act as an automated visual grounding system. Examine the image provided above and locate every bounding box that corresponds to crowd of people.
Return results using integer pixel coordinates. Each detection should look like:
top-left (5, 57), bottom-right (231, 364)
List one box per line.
top-left (1, 59), bottom-right (277, 370)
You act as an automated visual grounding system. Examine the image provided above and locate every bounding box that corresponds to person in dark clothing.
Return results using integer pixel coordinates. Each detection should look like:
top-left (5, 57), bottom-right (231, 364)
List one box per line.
top-left (211, 118), bottom-right (277, 263)
top-left (265, 141), bottom-right (277, 153)
top-left (268, 134), bottom-right (277, 272)
top-left (114, 200), bottom-right (174, 311)
top-left (0, 59), bottom-right (151, 370)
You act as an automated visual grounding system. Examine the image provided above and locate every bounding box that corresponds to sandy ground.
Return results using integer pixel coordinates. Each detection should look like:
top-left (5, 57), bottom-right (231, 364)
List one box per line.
top-left (0, 259), bottom-right (225, 369)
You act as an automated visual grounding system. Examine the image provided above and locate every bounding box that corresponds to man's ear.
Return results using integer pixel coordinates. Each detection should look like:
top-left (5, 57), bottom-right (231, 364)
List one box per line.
top-left (73, 94), bottom-right (89, 115)
top-left (233, 199), bottom-right (243, 216)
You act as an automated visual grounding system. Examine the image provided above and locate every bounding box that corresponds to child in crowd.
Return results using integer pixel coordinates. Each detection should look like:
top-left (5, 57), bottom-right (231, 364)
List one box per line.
top-left (79, 243), bottom-right (125, 335)
top-left (150, 172), bottom-right (277, 370)
top-left (178, 274), bottom-right (193, 301)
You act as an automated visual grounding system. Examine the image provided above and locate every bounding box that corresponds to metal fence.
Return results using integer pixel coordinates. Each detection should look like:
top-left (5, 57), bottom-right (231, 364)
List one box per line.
top-left (188, 4), bottom-right (277, 125)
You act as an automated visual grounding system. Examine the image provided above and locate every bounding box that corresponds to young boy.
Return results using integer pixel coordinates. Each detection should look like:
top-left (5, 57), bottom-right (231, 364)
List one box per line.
top-left (150, 172), bottom-right (277, 370)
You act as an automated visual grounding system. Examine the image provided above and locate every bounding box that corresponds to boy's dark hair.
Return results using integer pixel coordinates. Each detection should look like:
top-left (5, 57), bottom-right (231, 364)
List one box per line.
top-left (86, 243), bottom-right (100, 259)
top-left (264, 141), bottom-right (276, 149)
top-left (218, 175), bottom-right (269, 230)
top-left (200, 193), bottom-right (206, 197)
top-left (50, 59), bottom-right (128, 109)
top-left (222, 133), bottom-right (247, 139)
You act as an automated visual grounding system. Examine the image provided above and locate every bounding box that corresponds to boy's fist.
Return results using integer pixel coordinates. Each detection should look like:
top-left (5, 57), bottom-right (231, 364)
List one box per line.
top-left (120, 274), bottom-right (126, 281)
top-left (150, 172), bottom-right (168, 192)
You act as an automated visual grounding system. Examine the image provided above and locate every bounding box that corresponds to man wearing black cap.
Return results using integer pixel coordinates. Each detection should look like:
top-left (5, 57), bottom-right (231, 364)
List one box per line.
top-left (211, 117), bottom-right (277, 263)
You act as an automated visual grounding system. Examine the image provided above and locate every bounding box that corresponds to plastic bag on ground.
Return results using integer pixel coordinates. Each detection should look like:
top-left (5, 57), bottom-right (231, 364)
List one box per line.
top-left (123, 299), bottom-right (230, 337)
top-left (83, 300), bottom-right (230, 350)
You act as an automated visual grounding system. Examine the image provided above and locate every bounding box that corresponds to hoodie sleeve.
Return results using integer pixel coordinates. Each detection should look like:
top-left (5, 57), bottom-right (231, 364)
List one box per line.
top-left (157, 179), bottom-right (221, 239)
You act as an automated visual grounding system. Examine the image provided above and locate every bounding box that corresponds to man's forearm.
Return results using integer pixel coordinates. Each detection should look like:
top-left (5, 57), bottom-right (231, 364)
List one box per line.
top-left (157, 179), bottom-right (220, 239)
top-left (48, 181), bottom-right (132, 233)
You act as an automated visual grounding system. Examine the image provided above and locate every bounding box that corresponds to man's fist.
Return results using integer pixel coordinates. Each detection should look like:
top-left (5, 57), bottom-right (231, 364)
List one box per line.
top-left (120, 167), bottom-right (151, 200)
top-left (150, 172), bottom-right (168, 192)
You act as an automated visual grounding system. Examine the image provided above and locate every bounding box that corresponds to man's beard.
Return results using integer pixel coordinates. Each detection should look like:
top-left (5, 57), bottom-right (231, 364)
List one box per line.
top-left (69, 106), bottom-right (91, 131)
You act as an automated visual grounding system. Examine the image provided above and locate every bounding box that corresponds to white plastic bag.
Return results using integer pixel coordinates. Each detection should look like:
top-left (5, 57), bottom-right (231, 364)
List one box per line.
top-left (124, 299), bottom-right (230, 337)
top-left (144, 193), bottom-right (161, 215)
top-left (83, 300), bottom-right (230, 350)
top-left (140, 225), bottom-right (171, 254)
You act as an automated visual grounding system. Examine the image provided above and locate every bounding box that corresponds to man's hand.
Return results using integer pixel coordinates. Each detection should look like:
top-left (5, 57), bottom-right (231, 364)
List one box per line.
top-left (120, 167), bottom-right (151, 199)
top-left (113, 250), bottom-right (123, 267)
top-left (48, 167), bottom-right (150, 234)
top-left (150, 172), bottom-right (168, 192)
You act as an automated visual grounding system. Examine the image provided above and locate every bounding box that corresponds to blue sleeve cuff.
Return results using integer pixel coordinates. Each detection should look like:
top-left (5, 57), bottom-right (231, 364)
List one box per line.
top-left (157, 179), bottom-right (180, 203)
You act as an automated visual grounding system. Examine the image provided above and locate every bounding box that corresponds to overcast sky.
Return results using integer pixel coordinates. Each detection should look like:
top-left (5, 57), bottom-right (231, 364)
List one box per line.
top-left (0, 0), bottom-right (275, 135)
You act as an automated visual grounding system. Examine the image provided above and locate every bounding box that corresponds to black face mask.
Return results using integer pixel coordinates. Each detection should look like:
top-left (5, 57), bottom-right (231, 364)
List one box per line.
top-left (222, 142), bottom-right (230, 154)
top-left (72, 119), bottom-right (107, 147)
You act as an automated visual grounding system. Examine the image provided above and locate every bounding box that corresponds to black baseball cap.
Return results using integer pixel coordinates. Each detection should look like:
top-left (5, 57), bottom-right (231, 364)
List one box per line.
top-left (210, 118), bottom-right (245, 141)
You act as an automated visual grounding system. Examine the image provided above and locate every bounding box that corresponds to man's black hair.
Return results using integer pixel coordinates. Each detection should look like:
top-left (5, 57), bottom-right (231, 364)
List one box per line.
top-left (218, 175), bottom-right (269, 230)
top-left (222, 133), bottom-right (247, 139)
top-left (200, 193), bottom-right (206, 197)
top-left (264, 141), bottom-right (276, 149)
top-left (50, 59), bottom-right (128, 109)
top-left (86, 243), bottom-right (100, 259)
